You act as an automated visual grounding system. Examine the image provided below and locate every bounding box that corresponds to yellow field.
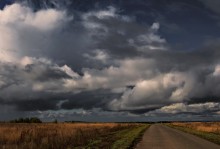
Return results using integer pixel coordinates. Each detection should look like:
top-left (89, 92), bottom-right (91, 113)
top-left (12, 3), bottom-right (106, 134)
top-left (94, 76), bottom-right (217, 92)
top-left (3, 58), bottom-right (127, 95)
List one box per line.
top-left (0, 123), bottom-right (147, 149)
top-left (171, 122), bottom-right (220, 134)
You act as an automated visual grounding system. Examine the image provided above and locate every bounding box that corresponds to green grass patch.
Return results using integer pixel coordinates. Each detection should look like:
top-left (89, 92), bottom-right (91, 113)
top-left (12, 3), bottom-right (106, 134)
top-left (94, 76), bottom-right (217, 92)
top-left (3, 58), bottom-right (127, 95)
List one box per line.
top-left (112, 125), bottom-right (149, 149)
top-left (167, 124), bottom-right (220, 145)
top-left (82, 124), bottom-right (150, 149)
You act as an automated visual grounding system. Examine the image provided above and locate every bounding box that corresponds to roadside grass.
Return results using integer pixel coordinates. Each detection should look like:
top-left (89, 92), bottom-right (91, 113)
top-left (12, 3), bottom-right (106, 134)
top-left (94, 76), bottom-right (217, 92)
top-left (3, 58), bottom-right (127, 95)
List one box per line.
top-left (111, 125), bottom-right (149, 149)
top-left (167, 124), bottom-right (220, 145)
top-left (84, 124), bottom-right (149, 149)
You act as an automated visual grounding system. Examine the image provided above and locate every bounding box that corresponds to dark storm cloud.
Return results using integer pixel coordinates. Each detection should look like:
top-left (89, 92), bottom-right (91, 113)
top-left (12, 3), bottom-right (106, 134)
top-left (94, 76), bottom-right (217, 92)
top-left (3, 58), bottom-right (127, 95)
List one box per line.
top-left (61, 90), bottom-right (121, 110)
top-left (125, 107), bottom-right (160, 115)
top-left (85, 14), bottom-right (162, 58)
top-left (0, 89), bottom-right (121, 112)
top-left (0, 0), bottom-right (220, 121)
top-left (188, 97), bottom-right (220, 104)
top-left (17, 0), bottom-right (220, 51)
top-left (24, 63), bottom-right (71, 81)
top-left (147, 45), bottom-right (220, 72)
top-left (9, 99), bottom-right (59, 111)
top-left (0, 63), bottom-right (21, 90)
top-left (0, 92), bottom-right (65, 111)
top-left (198, 0), bottom-right (220, 15)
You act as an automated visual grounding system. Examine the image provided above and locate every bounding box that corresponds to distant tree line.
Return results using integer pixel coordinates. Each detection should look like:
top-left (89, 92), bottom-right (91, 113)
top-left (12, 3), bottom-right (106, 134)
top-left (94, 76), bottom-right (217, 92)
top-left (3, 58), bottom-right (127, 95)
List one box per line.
top-left (10, 117), bottom-right (42, 123)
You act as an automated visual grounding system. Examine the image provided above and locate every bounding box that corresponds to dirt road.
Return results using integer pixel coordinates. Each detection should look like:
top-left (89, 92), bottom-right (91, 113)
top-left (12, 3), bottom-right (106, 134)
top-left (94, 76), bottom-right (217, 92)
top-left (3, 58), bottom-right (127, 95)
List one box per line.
top-left (135, 124), bottom-right (220, 149)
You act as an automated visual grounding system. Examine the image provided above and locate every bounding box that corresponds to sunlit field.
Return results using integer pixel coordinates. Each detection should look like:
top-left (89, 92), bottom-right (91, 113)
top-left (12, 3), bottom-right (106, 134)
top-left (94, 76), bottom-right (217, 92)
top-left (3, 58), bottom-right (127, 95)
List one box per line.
top-left (0, 123), bottom-right (149, 149)
top-left (169, 122), bottom-right (220, 145)
top-left (171, 122), bottom-right (220, 133)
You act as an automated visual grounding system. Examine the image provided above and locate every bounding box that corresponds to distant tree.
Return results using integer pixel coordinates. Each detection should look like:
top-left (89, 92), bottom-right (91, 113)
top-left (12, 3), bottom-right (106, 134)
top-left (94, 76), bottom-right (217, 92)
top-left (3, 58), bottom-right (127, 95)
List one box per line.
top-left (10, 117), bottom-right (42, 123)
top-left (30, 117), bottom-right (42, 123)
top-left (24, 118), bottom-right (30, 123)
top-left (19, 118), bottom-right (24, 123)
top-left (53, 119), bottom-right (58, 123)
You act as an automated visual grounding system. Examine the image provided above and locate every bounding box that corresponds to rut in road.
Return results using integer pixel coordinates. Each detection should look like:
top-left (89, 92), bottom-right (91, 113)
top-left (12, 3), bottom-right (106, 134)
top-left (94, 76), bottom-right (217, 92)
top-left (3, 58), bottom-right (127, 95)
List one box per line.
top-left (135, 124), bottom-right (220, 149)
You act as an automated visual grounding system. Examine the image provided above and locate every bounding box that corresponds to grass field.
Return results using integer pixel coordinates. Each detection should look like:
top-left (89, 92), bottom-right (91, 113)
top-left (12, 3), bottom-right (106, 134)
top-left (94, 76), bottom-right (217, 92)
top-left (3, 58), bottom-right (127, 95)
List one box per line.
top-left (168, 122), bottom-right (220, 145)
top-left (0, 123), bottom-right (149, 149)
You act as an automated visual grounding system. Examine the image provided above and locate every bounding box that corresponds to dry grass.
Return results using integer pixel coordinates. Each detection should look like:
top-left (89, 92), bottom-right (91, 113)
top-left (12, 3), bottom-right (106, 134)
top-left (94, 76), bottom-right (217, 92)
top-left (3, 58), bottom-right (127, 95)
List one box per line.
top-left (0, 123), bottom-right (147, 149)
top-left (168, 122), bottom-right (220, 145)
top-left (171, 122), bottom-right (220, 134)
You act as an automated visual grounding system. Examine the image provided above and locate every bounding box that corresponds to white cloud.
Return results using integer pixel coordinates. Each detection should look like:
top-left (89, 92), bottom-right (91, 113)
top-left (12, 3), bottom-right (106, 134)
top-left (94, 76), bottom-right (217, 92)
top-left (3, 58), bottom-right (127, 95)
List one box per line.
top-left (151, 22), bottom-right (160, 30)
top-left (0, 3), bottom-right (72, 63)
top-left (0, 4), bottom-right (71, 31)
top-left (81, 6), bottom-right (117, 35)
top-left (129, 22), bottom-right (167, 51)
top-left (137, 22), bottom-right (166, 44)
top-left (213, 65), bottom-right (220, 76)
top-left (109, 72), bottom-right (194, 111)
top-left (60, 65), bottom-right (79, 79)
top-left (147, 102), bottom-right (220, 115)
top-left (137, 33), bottom-right (166, 44)
top-left (83, 50), bottom-right (109, 63)
top-left (83, 6), bottom-right (117, 20)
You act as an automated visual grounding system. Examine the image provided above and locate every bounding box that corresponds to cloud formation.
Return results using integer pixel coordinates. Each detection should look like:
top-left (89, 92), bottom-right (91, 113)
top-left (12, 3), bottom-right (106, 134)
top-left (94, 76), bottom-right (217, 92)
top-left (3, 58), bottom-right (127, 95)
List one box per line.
top-left (0, 1), bottom-right (220, 121)
top-left (199, 0), bottom-right (220, 14)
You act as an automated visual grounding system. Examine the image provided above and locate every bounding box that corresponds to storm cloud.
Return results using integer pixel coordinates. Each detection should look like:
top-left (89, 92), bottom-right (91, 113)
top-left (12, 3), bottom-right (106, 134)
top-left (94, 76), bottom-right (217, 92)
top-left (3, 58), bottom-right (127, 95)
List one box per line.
top-left (0, 0), bottom-right (220, 121)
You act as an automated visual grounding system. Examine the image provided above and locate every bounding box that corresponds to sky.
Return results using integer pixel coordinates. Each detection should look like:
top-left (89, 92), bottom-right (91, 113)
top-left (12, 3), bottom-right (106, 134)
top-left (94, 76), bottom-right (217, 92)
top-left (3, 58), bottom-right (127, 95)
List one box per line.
top-left (0, 0), bottom-right (220, 122)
